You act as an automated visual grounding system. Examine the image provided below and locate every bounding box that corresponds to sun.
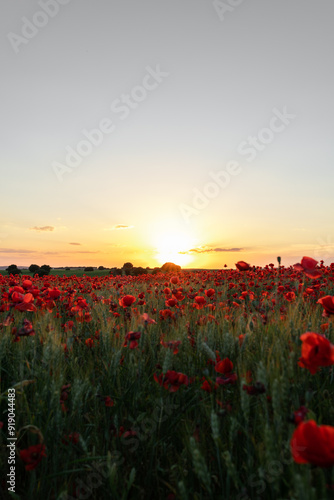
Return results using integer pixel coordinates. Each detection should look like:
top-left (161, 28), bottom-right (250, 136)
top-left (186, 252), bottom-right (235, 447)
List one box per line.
top-left (153, 229), bottom-right (195, 267)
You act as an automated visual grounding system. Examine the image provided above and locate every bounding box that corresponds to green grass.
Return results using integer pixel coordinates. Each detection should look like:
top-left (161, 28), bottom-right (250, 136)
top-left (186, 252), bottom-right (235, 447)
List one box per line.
top-left (0, 269), bottom-right (333, 499)
top-left (0, 269), bottom-right (111, 277)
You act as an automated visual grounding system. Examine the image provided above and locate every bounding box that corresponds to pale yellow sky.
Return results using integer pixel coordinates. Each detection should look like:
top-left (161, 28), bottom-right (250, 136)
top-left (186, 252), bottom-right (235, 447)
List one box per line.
top-left (1, 1), bottom-right (334, 269)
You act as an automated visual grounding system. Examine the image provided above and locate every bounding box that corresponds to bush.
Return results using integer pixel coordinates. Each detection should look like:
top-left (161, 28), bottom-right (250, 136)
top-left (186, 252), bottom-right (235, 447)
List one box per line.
top-left (109, 268), bottom-right (122, 276)
top-left (6, 264), bottom-right (21, 275)
top-left (122, 262), bottom-right (133, 270)
top-left (29, 264), bottom-right (40, 274)
top-left (132, 267), bottom-right (148, 276)
top-left (161, 262), bottom-right (181, 273)
top-left (84, 267), bottom-right (94, 272)
top-left (35, 265), bottom-right (51, 277)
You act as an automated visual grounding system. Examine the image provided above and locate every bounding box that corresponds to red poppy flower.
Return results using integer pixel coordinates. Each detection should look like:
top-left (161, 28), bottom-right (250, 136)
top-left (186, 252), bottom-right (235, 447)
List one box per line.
top-left (165, 298), bottom-right (177, 308)
top-left (119, 295), bottom-right (136, 307)
top-left (160, 339), bottom-right (181, 354)
top-left (236, 261), bottom-right (250, 271)
top-left (200, 379), bottom-right (218, 392)
top-left (104, 396), bottom-right (114, 407)
top-left (14, 293), bottom-right (37, 312)
top-left (85, 338), bottom-right (94, 348)
top-left (16, 319), bottom-right (35, 338)
top-left (298, 332), bottom-right (334, 374)
top-left (293, 256), bottom-right (322, 279)
top-left (238, 334), bottom-right (245, 346)
top-left (64, 320), bottom-right (74, 331)
top-left (124, 331), bottom-right (141, 349)
top-left (141, 313), bottom-right (156, 324)
top-left (47, 287), bottom-right (61, 300)
top-left (292, 406), bottom-right (309, 425)
top-left (154, 370), bottom-right (189, 392)
top-left (215, 358), bottom-right (233, 374)
top-left (205, 288), bottom-right (215, 298)
top-left (318, 295), bottom-right (334, 317)
top-left (159, 309), bottom-right (174, 320)
top-left (172, 290), bottom-right (185, 301)
top-left (285, 291), bottom-right (296, 302)
top-left (22, 279), bottom-right (32, 289)
top-left (291, 420), bottom-right (334, 467)
top-left (194, 296), bottom-right (206, 309)
top-left (19, 443), bottom-right (47, 471)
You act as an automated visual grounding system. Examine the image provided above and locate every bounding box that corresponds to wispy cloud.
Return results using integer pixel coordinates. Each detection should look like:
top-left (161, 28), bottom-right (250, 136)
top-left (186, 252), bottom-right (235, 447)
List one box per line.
top-left (107, 225), bottom-right (134, 230)
top-left (29, 226), bottom-right (55, 232)
top-left (69, 242), bottom-right (81, 246)
top-left (179, 246), bottom-right (243, 255)
top-left (0, 248), bottom-right (35, 254)
top-left (68, 250), bottom-right (100, 254)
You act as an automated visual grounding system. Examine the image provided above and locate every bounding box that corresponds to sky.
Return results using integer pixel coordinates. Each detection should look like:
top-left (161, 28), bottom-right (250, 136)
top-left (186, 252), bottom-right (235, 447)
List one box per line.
top-left (1, 0), bottom-right (334, 269)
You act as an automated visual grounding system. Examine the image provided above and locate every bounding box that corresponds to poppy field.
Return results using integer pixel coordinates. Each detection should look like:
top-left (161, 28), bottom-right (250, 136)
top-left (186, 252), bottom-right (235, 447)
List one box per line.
top-left (1, 257), bottom-right (334, 499)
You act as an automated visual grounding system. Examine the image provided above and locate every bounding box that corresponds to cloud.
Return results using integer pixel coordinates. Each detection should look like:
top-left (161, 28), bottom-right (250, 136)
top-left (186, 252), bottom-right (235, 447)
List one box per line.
top-left (68, 250), bottom-right (100, 254)
top-left (179, 246), bottom-right (243, 255)
top-left (69, 242), bottom-right (81, 246)
top-left (107, 225), bottom-right (134, 230)
top-left (29, 226), bottom-right (54, 232)
top-left (0, 248), bottom-right (35, 254)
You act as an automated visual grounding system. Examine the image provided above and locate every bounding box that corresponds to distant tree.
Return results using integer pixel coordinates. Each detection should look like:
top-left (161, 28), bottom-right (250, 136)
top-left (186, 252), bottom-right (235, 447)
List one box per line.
top-left (65, 267), bottom-right (71, 271)
top-left (151, 267), bottom-right (160, 275)
top-left (29, 264), bottom-right (40, 274)
top-left (84, 267), bottom-right (94, 272)
top-left (36, 264), bottom-right (51, 277)
top-left (122, 262), bottom-right (133, 268)
top-left (109, 267), bottom-right (122, 276)
top-left (161, 262), bottom-right (181, 273)
top-left (98, 266), bottom-right (106, 270)
top-left (122, 262), bottom-right (133, 276)
top-left (6, 264), bottom-right (21, 275)
top-left (132, 266), bottom-right (148, 276)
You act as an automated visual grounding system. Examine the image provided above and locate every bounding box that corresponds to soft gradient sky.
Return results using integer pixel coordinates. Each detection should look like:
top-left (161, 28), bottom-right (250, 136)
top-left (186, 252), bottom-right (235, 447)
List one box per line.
top-left (1, 0), bottom-right (334, 269)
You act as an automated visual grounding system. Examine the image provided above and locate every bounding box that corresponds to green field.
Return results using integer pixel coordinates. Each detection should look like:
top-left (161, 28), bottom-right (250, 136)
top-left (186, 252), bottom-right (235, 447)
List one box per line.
top-left (1, 266), bottom-right (334, 499)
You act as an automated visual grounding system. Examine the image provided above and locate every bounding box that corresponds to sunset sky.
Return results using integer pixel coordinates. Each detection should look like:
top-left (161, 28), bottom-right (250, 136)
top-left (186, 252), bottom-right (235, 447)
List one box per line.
top-left (1, 1), bottom-right (334, 269)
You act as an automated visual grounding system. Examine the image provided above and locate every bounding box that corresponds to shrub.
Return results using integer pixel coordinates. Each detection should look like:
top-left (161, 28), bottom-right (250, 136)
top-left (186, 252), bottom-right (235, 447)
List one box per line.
top-left (132, 267), bottom-right (148, 276)
top-left (29, 264), bottom-right (40, 274)
top-left (6, 264), bottom-right (21, 275)
top-left (161, 262), bottom-right (181, 273)
top-left (122, 262), bottom-right (133, 270)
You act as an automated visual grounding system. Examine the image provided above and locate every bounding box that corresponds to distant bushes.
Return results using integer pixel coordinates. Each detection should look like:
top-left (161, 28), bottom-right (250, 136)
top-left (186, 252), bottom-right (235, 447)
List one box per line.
top-left (108, 262), bottom-right (181, 277)
top-left (28, 264), bottom-right (51, 277)
top-left (29, 264), bottom-right (40, 274)
top-left (6, 264), bottom-right (21, 275)
top-left (161, 262), bottom-right (181, 273)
